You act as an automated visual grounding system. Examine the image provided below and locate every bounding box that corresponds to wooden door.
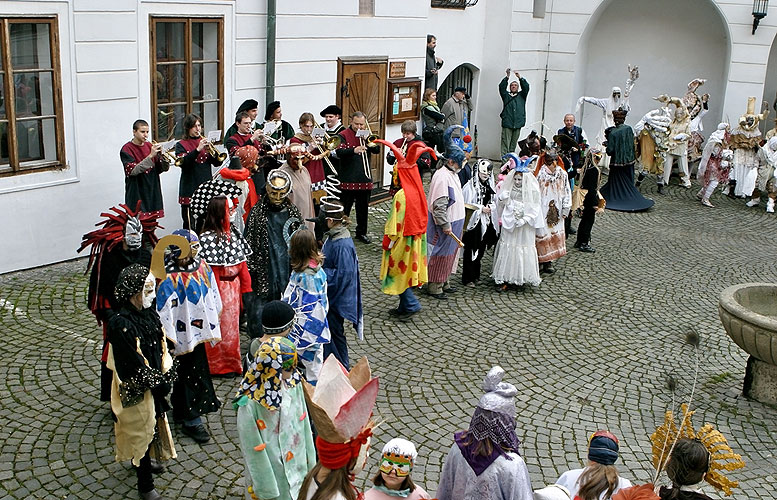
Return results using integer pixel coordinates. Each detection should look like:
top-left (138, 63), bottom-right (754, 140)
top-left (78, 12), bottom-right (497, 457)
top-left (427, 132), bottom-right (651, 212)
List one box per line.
top-left (337, 57), bottom-right (387, 188)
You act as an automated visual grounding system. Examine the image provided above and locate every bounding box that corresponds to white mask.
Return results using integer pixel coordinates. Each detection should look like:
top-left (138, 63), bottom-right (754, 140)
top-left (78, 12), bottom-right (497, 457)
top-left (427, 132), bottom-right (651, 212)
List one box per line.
top-left (513, 173), bottom-right (523, 187)
top-left (141, 273), bottom-right (156, 309)
top-left (124, 217), bottom-right (142, 250)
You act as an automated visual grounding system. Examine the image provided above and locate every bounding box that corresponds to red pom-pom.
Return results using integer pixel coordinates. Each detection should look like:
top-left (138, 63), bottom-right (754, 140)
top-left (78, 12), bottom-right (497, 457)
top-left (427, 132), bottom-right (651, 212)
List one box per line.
top-left (463, 135), bottom-right (472, 143)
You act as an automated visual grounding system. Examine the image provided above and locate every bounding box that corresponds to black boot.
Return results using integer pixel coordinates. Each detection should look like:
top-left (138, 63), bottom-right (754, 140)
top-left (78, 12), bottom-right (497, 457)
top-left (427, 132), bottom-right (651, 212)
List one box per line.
top-left (636, 171), bottom-right (646, 187)
top-left (657, 183), bottom-right (664, 195)
top-left (727, 180), bottom-right (737, 199)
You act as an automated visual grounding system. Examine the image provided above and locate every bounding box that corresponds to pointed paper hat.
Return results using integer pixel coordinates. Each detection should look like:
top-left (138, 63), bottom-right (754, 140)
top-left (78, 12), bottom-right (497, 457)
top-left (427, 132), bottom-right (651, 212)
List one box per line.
top-left (303, 355), bottom-right (379, 444)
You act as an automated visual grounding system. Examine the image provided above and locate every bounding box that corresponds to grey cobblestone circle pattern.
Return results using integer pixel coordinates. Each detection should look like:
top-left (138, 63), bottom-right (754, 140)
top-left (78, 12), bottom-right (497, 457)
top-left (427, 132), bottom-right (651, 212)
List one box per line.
top-left (0, 177), bottom-right (776, 499)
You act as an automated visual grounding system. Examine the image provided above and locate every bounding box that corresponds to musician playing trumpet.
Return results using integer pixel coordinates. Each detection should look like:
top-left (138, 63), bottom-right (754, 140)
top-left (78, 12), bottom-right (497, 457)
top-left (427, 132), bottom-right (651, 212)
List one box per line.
top-left (175, 113), bottom-right (226, 228)
top-left (120, 119), bottom-right (169, 218)
top-left (332, 111), bottom-right (380, 244)
top-left (225, 111), bottom-right (265, 193)
top-left (386, 120), bottom-right (433, 196)
top-left (289, 112), bottom-right (327, 213)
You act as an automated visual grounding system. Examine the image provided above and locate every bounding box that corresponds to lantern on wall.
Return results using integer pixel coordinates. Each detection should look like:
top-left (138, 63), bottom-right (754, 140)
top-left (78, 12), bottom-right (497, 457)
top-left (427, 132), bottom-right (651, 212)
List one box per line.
top-left (753, 0), bottom-right (769, 34)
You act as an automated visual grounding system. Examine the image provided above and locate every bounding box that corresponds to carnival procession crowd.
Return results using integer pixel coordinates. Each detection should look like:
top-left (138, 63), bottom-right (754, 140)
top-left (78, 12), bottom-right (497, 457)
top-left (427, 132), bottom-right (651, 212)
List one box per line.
top-left (77, 34), bottom-right (757, 500)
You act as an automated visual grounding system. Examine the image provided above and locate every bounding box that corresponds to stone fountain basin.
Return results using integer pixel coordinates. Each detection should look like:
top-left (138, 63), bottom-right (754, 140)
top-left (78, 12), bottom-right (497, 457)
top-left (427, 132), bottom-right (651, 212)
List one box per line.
top-left (719, 283), bottom-right (777, 366)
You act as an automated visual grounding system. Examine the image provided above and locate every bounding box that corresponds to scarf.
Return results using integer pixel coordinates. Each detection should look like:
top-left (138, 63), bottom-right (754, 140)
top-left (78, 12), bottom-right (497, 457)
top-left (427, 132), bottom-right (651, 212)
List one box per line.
top-left (294, 131), bottom-right (313, 143)
top-left (235, 336), bottom-right (300, 411)
top-left (373, 485), bottom-right (412, 498)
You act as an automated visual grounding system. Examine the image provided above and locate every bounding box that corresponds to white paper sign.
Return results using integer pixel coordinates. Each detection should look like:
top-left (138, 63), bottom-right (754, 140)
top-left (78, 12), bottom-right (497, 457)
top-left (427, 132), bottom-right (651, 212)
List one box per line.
top-left (262, 121), bottom-right (278, 136)
top-left (312, 127), bottom-right (326, 137)
top-left (161, 139), bottom-right (177, 151)
top-left (206, 130), bottom-right (221, 142)
top-left (356, 129), bottom-right (370, 138)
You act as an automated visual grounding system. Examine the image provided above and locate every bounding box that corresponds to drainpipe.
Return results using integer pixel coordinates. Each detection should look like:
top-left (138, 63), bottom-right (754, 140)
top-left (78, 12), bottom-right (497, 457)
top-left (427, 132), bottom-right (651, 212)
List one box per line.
top-left (265, 0), bottom-right (276, 105)
top-left (539, 0), bottom-right (553, 138)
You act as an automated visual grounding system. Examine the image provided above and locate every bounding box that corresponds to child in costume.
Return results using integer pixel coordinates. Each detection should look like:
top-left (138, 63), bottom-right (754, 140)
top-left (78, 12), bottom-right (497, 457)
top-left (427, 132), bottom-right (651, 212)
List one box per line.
top-left (282, 229), bottom-right (330, 384)
top-left (437, 366), bottom-right (533, 500)
top-left (299, 355), bottom-right (379, 500)
top-left (320, 201), bottom-right (363, 369)
top-left (234, 336), bottom-right (316, 500)
top-left (199, 195), bottom-right (253, 376)
top-left (245, 300), bottom-right (297, 369)
top-left (364, 438), bottom-right (430, 500)
top-left (555, 430), bottom-right (632, 500)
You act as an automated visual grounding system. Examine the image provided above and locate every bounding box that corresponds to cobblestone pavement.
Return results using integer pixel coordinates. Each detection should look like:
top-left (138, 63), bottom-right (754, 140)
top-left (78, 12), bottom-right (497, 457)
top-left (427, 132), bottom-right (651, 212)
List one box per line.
top-left (1, 176), bottom-right (776, 499)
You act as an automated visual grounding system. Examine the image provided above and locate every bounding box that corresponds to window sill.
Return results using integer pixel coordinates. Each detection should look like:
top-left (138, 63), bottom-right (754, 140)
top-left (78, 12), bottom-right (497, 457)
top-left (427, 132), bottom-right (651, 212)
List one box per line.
top-left (0, 162), bottom-right (79, 194)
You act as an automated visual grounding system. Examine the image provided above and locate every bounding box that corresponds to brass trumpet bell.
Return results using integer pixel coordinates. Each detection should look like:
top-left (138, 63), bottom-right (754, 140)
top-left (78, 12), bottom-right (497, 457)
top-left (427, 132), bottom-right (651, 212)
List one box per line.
top-left (207, 141), bottom-right (228, 163)
top-left (323, 135), bottom-right (342, 150)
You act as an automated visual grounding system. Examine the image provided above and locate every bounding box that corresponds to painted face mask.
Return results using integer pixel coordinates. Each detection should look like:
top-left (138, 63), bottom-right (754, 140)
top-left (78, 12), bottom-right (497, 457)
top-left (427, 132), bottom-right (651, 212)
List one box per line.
top-left (379, 455), bottom-right (412, 477)
top-left (124, 216), bottom-right (142, 250)
top-left (141, 272), bottom-right (156, 309)
top-left (477, 159), bottom-right (492, 182)
top-left (513, 172), bottom-right (523, 188)
top-left (265, 170), bottom-right (292, 206)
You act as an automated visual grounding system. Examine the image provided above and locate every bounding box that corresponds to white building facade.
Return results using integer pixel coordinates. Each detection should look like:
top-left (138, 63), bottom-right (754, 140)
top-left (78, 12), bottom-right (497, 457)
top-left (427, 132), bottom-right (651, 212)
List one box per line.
top-left (1, 0), bottom-right (775, 273)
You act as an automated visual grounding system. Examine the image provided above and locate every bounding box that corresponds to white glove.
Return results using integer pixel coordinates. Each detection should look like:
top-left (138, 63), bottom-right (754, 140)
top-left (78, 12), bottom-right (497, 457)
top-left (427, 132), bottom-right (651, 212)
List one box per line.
top-left (515, 218), bottom-right (526, 228)
top-left (674, 133), bottom-right (688, 141)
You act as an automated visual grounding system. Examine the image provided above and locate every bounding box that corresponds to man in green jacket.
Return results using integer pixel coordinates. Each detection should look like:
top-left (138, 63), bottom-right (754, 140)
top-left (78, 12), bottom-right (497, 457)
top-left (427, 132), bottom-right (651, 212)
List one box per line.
top-left (499, 69), bottom-right (530, 156)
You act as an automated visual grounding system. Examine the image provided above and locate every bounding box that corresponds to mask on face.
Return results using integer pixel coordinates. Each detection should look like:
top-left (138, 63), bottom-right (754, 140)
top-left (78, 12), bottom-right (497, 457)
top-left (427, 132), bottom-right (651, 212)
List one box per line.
top-left (513, 173), bottom-right (523, 187)
top-left (189, 240), bottom-right (201, 258)
top-left (124, 217), bottom-right (142, 250)
top-left (228, 198), bottom-right (237, 223)
top-left (266, 171), bottom-right (292, 206)
top-left (141, 273), bottom-right (156, 309)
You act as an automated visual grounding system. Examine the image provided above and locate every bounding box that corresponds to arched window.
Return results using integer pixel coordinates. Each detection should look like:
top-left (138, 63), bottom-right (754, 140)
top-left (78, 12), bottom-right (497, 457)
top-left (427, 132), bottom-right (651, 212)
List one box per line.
top-left (437, 64), bottom-right (474, 107)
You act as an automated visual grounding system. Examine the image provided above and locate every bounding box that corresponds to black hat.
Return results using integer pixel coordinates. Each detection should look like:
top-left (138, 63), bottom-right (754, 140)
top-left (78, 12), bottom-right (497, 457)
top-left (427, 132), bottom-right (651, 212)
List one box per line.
top-left (320, 104), bottom-right (342, 117)
top-left (265, 100), bottom-right (281, 121)
top-left (454, 86), bottom-right (467, 94)
top-left (237, 99), bottom-right (258, 113)
top-left (261, 300), bottom-right (296, 334)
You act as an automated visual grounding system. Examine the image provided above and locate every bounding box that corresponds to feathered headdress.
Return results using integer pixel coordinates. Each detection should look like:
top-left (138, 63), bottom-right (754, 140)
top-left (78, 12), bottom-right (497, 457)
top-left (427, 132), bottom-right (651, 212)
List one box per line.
top-left (650, 403), bottom-right (744, 496)
top-left (77, 200), bottom-right (161, 273)
top-left (443, 125), bottom-right (466, 167)
top-left (502, 152), bottom-right (535, 173)
top-left (376, 139), bottom-right (435, 236)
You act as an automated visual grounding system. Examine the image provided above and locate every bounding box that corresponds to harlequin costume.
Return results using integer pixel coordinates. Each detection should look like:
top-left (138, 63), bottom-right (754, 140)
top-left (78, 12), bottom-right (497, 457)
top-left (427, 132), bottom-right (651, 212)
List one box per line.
top-left (77, 201), bottom-right (159, 402)
top-left (154, 231), bottom-right (222, 441)
top-left (378, 139), bottom-right (434, 314)
top-left (234, 337), bottom-right (316, 500)
top-left (461, 159), bottom-right (498, 286)
top-left (195, 185), bottom-right (254, 376)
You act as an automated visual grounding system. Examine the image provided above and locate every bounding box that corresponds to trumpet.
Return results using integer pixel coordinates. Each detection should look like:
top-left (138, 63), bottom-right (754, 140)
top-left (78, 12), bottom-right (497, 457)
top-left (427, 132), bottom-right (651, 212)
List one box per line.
top-left (152, 141), bottom-right (178, 166)
top-left (206, 140), bottom-right (228, 163)
top-left (358, 117), bottom-right (381, 178)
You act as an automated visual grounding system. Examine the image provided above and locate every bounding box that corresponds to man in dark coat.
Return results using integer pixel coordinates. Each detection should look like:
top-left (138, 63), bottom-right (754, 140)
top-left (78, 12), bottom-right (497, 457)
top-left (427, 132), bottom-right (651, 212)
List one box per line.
top-left (425, 34), bottom-right (444, 90)
top-left (499, 69), bottom-right (530, 156)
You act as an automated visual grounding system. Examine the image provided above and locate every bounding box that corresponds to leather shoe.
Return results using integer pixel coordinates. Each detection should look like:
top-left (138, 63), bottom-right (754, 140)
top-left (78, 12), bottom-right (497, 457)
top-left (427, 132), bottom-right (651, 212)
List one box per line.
top-left (429, 293), bottom-right (447, 300)
top-left (149, 460), bottom-right (165, 474)
top-left (140, 489), bottom-right (163, 500)
top-left (573, 241), bottom-right (581, 248)
top-left (567, 227), bottom-right (577, 235)
top-left (356, 234), bottom-right (371, 244)
top-left (442, 286), bottom-right (457, 293)
top-left (182, 423), bottom-right (210, 443)
top-left (579, 243), bottom-right (596, 253)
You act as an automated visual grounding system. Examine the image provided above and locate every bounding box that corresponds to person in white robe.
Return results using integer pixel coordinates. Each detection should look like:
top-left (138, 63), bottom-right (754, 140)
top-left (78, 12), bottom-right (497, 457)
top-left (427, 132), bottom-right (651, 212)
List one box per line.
top-left (491, 155), bottom-right (543, 290)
